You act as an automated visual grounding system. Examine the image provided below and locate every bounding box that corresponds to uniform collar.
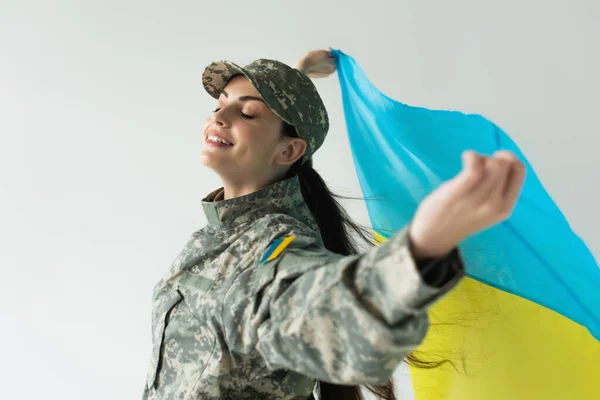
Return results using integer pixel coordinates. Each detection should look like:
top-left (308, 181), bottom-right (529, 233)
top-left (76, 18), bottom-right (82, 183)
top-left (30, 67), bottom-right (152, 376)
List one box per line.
top-left (202, 175), bottom-right (314, 230)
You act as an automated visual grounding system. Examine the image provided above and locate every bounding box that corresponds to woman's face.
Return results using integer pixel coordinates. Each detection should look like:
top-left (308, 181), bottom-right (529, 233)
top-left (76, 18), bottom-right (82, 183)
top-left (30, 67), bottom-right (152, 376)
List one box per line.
top-left (200, 76), bottom-right (304, 185)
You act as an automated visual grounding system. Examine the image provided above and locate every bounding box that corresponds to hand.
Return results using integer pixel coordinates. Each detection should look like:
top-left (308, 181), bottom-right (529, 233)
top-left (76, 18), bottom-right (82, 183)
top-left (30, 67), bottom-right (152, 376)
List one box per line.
top-left (409, 150), bottom-right (526, 260)
top-left (295, 48), bottom-right (336, 79)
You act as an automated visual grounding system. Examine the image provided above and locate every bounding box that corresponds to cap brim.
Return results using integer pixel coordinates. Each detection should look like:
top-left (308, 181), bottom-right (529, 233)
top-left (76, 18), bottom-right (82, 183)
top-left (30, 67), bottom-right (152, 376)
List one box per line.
top-left (202, 60), bottom-right (291, 124)
top-left (202, 61), bottom-right (251, 99)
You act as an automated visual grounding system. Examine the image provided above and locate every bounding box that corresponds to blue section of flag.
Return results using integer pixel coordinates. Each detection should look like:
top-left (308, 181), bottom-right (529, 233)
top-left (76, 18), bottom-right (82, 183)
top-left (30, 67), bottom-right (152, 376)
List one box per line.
top-left (332, 49), bottom-right (600, 340)
top-left (260, 238), bottom-right (284, 264)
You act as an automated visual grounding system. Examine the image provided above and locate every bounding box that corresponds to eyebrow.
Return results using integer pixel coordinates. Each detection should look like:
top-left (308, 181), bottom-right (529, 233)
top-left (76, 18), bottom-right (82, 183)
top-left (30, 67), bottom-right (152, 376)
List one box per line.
top-left (221, 90), bottom-right (265, 104)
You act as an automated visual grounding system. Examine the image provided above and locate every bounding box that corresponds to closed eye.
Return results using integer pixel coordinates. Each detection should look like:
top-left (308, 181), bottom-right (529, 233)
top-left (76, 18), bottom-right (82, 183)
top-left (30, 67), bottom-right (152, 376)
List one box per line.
top-left (212, 107), bottom-right (254, 120)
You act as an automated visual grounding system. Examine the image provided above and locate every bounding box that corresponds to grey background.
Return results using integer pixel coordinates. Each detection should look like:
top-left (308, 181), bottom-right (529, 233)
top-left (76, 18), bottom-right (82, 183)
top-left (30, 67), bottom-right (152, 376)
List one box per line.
top-left (1, 1), bottom-right (598, 399)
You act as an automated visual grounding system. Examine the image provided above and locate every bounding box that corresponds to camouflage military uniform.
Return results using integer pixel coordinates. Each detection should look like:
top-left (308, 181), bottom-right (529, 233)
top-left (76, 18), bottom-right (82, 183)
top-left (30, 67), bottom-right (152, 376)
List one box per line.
top-left (142, 58), bottom-right (464, 399)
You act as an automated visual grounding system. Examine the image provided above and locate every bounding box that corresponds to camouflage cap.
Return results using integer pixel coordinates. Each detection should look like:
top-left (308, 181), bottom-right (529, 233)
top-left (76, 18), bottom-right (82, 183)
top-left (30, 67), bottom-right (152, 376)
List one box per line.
top-left (202, 59), bottom-right (329, 164)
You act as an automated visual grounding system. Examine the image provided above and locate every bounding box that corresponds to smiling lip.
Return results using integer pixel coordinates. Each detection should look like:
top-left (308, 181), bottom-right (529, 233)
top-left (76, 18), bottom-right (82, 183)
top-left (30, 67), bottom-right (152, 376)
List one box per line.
top-left (206, 131), bottom-right (234, 147)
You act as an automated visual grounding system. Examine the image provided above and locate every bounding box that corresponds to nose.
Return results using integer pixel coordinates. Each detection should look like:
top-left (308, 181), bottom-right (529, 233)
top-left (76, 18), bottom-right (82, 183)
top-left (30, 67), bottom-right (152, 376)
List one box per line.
top-left (211, 107), bottom-right (230, 128)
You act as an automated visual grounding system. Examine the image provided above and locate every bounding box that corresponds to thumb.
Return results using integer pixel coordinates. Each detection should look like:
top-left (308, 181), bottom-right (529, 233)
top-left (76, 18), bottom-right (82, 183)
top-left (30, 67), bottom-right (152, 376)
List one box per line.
top-left (453, 151), bottom-right (484, 194)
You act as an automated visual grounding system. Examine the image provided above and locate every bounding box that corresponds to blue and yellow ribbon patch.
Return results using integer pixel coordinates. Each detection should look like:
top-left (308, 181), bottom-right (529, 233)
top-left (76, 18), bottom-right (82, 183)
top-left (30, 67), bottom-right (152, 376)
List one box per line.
top-left (259, 235), bottom-right (296, 264)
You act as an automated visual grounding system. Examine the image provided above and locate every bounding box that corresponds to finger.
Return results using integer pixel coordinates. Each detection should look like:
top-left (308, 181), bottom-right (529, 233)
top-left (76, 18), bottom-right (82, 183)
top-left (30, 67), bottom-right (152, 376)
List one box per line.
top-left (503, 159), bottom-right (526, 210)
top-left (493, 150), bottom-right (518, 162)
top-left (453, 151), bottom-right (485, 195)
top-left (471, 156), bottom-right (508, 204)
top-left (306, 63), bottom-right (337, 79)
top-left (492, 151), bottom-right (520, 197)
top-left (312, 49), bottom-right (332, 59)
top-left (306, 71), bottom-right (335, 79)
top-left (487, 151), bottom-right (517, 202)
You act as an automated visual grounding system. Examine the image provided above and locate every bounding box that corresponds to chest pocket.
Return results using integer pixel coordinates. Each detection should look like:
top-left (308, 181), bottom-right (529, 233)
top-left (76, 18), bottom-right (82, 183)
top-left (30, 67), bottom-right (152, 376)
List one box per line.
top-left (146, 288), bottom-right (183, 390)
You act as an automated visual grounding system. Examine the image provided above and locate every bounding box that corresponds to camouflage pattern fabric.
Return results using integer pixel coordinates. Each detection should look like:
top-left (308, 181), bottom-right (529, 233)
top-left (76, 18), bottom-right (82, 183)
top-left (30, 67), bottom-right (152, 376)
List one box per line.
top-left (142, 176), bottom-right (464, 400)
top-left (202, 59), bottom-right (329, 164)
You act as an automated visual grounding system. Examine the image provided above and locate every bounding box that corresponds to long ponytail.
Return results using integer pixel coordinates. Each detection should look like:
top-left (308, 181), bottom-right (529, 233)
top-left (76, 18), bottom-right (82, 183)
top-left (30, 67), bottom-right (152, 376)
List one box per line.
top-left (282, 122), bottom-right (451, 399)
top-left (282, 122), bottom-right (395, 400)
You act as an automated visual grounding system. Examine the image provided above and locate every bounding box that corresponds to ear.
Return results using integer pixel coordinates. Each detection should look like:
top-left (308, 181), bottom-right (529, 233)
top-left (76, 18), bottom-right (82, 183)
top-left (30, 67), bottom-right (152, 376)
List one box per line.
top-left (273, 138), bottom-right (307, 166)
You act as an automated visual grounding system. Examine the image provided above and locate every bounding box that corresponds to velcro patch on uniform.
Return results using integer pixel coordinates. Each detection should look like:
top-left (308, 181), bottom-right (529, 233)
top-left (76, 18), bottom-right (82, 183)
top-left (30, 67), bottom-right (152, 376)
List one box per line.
top-left (259, 235), bottom-right (296, 264)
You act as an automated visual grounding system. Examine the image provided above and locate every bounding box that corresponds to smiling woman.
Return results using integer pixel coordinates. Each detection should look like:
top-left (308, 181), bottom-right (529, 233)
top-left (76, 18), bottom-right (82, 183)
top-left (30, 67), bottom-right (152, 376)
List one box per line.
top-left (199, 75), bottom-right (307, 199)
top-left (142, 51), bottom-right (524, 400)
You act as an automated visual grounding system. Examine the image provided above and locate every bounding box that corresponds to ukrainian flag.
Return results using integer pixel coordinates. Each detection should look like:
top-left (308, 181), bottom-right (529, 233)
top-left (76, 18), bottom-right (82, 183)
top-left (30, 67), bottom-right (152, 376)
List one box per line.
top-left (332, 49), bottom-right (600, 400)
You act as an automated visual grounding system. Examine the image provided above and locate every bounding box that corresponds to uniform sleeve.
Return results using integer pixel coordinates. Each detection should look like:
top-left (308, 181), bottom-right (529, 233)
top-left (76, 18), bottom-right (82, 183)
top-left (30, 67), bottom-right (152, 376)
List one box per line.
top-left (221, 227), bottom-right (464, 385)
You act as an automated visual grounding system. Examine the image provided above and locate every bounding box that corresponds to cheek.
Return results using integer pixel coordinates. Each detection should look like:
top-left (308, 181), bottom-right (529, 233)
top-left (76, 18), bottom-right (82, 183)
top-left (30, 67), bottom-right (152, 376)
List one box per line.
top-left (234, 126), bottom-right (278, 162)
top-left (235, 126), bottom-right (262, 149)
top-left (233, 124), bottom-right (253, 144)
top-left (201, 117), bottom-right (212, 133)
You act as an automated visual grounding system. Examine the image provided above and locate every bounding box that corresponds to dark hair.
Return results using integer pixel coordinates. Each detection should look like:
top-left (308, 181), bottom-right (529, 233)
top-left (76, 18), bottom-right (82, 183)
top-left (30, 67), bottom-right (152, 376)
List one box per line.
top-left (281, 122), bottom-right (449, 400)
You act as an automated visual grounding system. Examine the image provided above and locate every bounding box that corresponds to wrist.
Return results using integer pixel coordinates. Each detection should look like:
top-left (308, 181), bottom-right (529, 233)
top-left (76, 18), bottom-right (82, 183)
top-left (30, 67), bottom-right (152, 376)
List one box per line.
top-left (294, 59), bottom-right (307, 73)
top-left (408, 229), bottom-right (452, 262)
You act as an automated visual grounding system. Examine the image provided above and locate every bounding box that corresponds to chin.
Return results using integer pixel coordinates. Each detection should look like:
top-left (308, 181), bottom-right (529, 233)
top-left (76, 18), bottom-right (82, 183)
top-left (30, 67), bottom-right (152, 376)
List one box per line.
top-left (199, 150), bottom-right (219, 169)
top-left (200, 150), bottom-right (233, 174)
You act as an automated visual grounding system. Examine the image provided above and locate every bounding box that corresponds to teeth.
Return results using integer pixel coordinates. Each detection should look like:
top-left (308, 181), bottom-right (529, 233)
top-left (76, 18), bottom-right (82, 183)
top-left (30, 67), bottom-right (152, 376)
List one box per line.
top-left (207, 135), bottom-right (232, 145)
